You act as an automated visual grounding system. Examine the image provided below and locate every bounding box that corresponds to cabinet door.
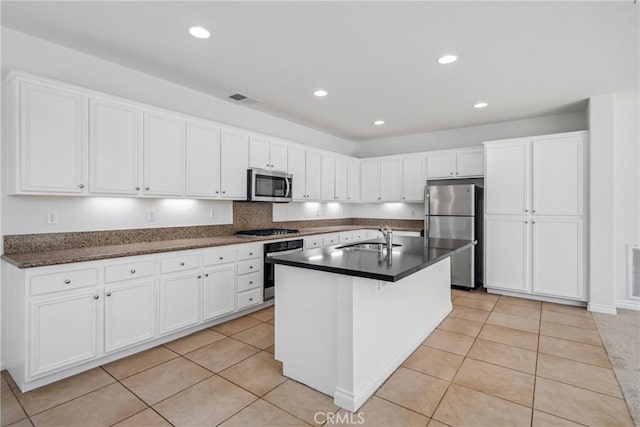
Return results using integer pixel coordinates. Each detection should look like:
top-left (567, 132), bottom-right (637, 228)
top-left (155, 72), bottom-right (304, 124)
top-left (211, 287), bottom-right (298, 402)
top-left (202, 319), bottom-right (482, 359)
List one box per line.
top-left (220, 129), bottom-right (249, 199)
top-left (456, 148), bottom-right (484, 177)
top-left (186, 121), bottom-right (221, 197)
top-left (402, 156), bottom-right (424, 202)
top-left (346, 159), bottom-right (360, 202)
top-left (360, 159), bottom-right (380, 202)
top-left (321, 154), bottom-right (335, 201)
top-left (143, 111), bottom-right (185, 196)
top-left (305, 150), bottom-right (322, 201)
top-left (288, 146), bottom-right (307, 200)
top-left (532, 136), bottom-right (583, 216)
top-left (159, 272), bottom-right (200, 335)
top-left (485, 140), bottom-right (529, 215)
top-left (29, 290), bottom-right (100, 378)
top-left (532, 218), bottom-right (584, 299)
top-left (249, 135), bottom-right (271, 169)
top-left (426, 151), bottom-right (455, 179)
top-left (104, 279), bottom-right (155, 353)
top-left (485, 216), bottom-right (529, 292)
top-left (20, 81), bottom-right (85, 193)
top-left (202, 265), bottom-right (236, 321)
top-left (269, 140), bottom-right (288, 172)
top-left (89, 97), bottom-right (141, 195)
top-left (379, 158), bottom-right (402, 201)
top-left (334, 157), bottom-right (348, 201)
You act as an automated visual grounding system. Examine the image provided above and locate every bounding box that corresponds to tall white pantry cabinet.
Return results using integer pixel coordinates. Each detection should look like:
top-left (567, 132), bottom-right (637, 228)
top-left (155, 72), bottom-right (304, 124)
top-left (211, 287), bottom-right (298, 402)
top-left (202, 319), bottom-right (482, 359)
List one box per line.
top-left (484, 131), bottom-right (587, 302)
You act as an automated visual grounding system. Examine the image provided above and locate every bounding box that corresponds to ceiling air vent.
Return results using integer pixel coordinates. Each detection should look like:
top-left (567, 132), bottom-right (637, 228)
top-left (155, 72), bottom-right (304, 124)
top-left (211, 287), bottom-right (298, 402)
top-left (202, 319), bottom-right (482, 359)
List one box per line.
top-left (228, 93), bottom-right (258, 105)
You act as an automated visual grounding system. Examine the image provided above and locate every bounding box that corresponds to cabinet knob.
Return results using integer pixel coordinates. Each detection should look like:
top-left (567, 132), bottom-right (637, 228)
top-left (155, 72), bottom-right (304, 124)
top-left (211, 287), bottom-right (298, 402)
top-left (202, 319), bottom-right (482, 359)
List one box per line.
top-left (130, 269), bottom-right (136, 274)
top-left (180, 262), bottom-right (185, 266)
top-left (93, 295), bottom-right (99, 300)
top-left (377, 197), bottom-right (381, 200)
top-left (456, 172), bottom-right (459, 176)
top-left (222, 190), bottom-right (226, 194)
top-left (525, 209), bottom-right (528, 212)
top-left (532, 209), bottom-right (536, 213)
top-left (525, 221), bottom-right (528, 224)
top-left (347, 197), bottom-right (351, 200)
top-left (215, 191), bottom-right (219, 194)
top-left (145, 187), bottom-right (150, 191)
top-left (249, 281), bottom-right (253, 285)
top-left (450, 172), bottom-right (454, 175)
top-left (64, 279), bottom-right (71, 284)
top-left (106, 292), bottom-right (112, 297)
top-left (79, 184), bottom-right (85, 189)
top-left (197, 275), bottom-right (202, 279)
top-left (249, 265), bottom-right (253, 269)
top-left (205, 273), bottom-right (209, 277)
top-left (249, 252), bottom-right (253, 256)
top-left (219, 256), bottom-right (224, 260)
top-left (402, 197), bottom-right (406, 200)
top-left (249, 297), bottom-right (253, 301)
top-left (135, 186), bottom-right (140, 191)
top-left (532, 221), bottom-right (536, 224)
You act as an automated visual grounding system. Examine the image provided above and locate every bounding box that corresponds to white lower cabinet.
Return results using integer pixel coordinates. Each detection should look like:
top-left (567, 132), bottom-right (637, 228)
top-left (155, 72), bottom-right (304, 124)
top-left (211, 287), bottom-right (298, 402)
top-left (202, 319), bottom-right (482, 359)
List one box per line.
top-left (29, 289), bottom-right (101, 378)
top-left (485, 216), bottom-right (529, 292)
top-left (158, 271), bottom-right (201, 336)
top-left (202, 264), bottom-right (236, 321)
top-left (104, 279), bottom-right (155, 353)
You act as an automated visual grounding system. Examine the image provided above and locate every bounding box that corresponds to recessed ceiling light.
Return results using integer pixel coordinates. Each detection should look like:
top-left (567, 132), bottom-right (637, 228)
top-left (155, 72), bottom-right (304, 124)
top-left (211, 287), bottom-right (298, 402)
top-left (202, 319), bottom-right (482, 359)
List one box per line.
top-left (473, 102), bottom-right (489, 109)
top-left (313, 89), bottom-right (328, 97)
top-left (373, 120), bottom-right (385, 126)
top-left (437, 55), bottom-right (458, 64)
top-left (189, 27), bottom-right (210, 39)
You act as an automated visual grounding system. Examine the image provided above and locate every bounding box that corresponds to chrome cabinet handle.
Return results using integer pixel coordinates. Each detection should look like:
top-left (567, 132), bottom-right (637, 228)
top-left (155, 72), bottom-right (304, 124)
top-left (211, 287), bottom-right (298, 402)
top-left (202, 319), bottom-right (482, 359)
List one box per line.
top-left (79, 184), bottom-right (85, 189)
top-left (106, 292), bottom-right (112, 297)
top-left (93, 295), bottom-right (99, 300)
top-left (130, 269), bottom-right (136, 274)
top-left (64, 279), bottom-right (71, 284)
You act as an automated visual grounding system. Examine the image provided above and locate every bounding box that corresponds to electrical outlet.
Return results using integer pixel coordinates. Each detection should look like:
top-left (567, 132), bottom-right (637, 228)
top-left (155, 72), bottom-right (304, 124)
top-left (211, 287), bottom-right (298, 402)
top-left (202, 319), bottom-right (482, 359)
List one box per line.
top-left (47, 211), bottom-right (58, 224)
top-left (209, 209), bottom-right (215, 219)
top-left (411, 208), bottom-right (416, 217)
top-left (147, 209), bottom-right (156, 222)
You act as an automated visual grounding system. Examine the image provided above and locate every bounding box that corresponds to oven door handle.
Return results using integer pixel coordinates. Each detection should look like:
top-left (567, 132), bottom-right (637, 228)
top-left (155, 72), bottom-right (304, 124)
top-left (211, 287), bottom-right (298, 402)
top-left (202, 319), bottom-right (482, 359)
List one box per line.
top-left (284, 177), bottom-right (291, 198)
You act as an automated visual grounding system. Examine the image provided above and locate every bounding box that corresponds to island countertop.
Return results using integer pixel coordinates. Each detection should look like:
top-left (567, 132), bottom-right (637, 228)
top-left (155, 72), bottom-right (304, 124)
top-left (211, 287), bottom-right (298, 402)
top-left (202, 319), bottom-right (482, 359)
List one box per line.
top-left (266, 236), bottom-right (475, 282)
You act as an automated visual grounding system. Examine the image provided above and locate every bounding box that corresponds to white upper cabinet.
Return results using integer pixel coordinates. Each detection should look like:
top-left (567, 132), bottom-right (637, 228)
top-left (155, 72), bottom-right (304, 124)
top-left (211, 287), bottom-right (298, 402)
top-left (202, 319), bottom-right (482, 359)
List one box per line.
top-left (346, 158), bottom-right (360, 202)
top-left (249, 136), bottom-right (288, 172)
top-left (426, 151), bottom-right (456, 179)
top-left (143, 111), bottom-right (185, 196)
top-left (360, 157), bottom-right (402, 202)
top-left (456, 147), bottom-right (484, 177)
top-left (485, 140), bottom-right (529, 215)
top-left (532, 135), bottom-right (583, 216)
top-left (13, 79), bottom-right (86, 194)
top-left (220, 128), bottom-right (249, 199)
top-left (305, 150), bottom-right (322, 201)
top-left (334, 157), bottom-right (348, 201)
top-left (89, 97), bottom-right (141, 195)
top-left (321, 153), bottom-right (336, 201)
top-left (186, 121), bottom-right (221, 198)
top-left (427, 147), bottom-right (484, 179)
top-left (402, 155), bottom-right (425, 202)
top-left (288, 146), bottom-right (307, 201)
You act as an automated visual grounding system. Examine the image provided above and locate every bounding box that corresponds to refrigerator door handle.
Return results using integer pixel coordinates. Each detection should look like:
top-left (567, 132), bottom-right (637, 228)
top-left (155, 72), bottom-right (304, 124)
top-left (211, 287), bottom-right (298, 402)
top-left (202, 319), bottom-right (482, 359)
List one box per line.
top-left (424, 186), bottom-right (430, 236)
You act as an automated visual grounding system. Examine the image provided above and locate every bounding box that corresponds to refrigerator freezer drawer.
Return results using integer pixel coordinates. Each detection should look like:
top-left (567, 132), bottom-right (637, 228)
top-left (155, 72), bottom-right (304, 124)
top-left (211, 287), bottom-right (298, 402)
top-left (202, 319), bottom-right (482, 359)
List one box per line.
top-left (428, 216), bottom-right (474, 239)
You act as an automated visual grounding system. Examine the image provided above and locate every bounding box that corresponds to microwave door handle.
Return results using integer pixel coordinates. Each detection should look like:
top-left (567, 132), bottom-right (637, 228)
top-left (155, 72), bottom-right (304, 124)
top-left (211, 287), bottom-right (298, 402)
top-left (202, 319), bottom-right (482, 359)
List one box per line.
top-left (285, 177), bottom-right (291, 198)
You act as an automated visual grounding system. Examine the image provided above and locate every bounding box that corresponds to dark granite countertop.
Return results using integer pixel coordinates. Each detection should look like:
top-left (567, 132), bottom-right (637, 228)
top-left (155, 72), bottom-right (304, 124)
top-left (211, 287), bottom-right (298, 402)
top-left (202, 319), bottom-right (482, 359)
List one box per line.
top-left (2, 225), bottom-right (423, 269)
top-left (266, 236), bottom-right (475, 282)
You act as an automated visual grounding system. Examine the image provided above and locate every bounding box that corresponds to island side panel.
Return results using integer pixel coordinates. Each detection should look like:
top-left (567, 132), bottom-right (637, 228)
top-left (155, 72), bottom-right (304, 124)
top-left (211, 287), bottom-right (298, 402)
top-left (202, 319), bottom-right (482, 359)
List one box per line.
top-left (335, 258), bottom-right (452, 412)
top-left (274, 264), bottom-right (339, 396)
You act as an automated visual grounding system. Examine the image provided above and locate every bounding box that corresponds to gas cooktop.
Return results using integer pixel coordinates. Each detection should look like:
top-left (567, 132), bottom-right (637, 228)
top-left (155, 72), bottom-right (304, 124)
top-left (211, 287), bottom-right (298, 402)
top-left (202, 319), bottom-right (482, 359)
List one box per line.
top-left (235, 228), bottom-right (299, 237)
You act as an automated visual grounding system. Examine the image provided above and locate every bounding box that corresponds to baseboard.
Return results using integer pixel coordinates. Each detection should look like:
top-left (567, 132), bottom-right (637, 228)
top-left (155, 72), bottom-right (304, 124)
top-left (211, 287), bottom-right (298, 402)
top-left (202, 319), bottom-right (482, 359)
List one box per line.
top-left (486, 288), bottom-right (587, 307)
top-left (587, 303), bottom-right (617, 315)
top-left (616, 299), bottom-right (640, 311)
top-left (334, 304), bottom-right (451, 412)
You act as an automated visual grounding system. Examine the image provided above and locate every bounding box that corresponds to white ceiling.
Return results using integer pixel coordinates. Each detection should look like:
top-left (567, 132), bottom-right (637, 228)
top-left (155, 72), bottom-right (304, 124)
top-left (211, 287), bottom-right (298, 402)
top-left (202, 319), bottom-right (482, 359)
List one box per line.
top-left (2, 1), bottom-right (638, 141)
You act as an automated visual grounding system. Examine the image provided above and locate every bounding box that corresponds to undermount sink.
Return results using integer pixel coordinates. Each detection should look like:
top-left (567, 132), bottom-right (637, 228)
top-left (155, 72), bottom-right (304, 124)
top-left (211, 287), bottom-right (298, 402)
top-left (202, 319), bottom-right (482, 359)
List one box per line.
top-left (337, 243), bottom-right (402, 252)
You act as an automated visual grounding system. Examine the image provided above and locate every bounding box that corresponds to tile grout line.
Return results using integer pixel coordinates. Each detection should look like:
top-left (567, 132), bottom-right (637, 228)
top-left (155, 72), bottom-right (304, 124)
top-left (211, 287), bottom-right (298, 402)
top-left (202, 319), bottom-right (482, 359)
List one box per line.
top-left (529, 297), bottom-right (542, 426)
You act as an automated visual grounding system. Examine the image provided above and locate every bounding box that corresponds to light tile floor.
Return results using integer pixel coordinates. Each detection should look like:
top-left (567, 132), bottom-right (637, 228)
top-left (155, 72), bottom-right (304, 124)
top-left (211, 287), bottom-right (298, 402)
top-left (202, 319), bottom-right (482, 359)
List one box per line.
top-left (1, 292), bottom-right (635, 426)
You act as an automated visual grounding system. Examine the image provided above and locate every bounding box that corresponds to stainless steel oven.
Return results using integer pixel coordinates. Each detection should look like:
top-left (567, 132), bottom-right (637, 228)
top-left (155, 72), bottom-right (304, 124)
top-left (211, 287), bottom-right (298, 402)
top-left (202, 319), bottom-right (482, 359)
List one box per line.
top-left (247, 168), bottom-right (292, 202)
top-left (263, 239), bottom-right (304, 301)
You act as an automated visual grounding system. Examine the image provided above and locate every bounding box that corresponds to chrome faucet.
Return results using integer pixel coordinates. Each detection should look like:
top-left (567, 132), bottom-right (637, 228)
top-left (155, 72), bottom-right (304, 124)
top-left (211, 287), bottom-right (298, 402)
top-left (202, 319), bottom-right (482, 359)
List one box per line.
top-left (378, 225), bottom-right (393, 253)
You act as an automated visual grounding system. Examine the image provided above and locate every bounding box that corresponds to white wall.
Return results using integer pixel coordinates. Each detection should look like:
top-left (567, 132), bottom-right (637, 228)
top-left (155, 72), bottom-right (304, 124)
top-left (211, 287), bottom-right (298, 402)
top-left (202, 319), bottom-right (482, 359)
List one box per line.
top-left (1, 28), bottom-right (354, 156)
top-left (353, 111), bottom-right (587, 157)
top-left (613, 91), bottom-right (640, 309)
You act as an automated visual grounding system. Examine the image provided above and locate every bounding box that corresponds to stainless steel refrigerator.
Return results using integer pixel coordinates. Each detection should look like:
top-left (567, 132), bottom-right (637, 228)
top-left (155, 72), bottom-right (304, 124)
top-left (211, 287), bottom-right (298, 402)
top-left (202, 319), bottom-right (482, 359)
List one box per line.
top-left (425, 181), bottom-right (483, 289)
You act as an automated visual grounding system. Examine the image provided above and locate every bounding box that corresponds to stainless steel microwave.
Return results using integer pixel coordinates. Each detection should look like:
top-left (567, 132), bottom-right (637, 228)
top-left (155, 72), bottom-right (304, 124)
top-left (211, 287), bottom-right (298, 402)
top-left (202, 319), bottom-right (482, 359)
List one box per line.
top-left (247, 168), bottom-right (293, 202)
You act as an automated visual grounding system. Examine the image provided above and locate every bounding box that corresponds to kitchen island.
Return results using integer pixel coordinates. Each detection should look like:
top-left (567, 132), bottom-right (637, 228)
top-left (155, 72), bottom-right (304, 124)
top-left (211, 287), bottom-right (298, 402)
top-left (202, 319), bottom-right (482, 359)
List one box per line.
top-left (267, 236), bottom-right (475, 412)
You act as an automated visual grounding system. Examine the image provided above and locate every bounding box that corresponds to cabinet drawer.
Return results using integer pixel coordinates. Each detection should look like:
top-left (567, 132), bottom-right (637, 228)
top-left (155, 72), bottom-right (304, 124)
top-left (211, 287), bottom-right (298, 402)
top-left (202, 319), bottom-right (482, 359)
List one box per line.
top-left (104, 260), bottom-right (155, 283)
top-left (237, 288), bottom-right (262, 309)
top-left (30, 268), bottom-right (98, 296)
top-left (322, 234), bottom-right (340, 247)
top-left (338, 232), bottom-right (353, 244)
top-left (352, 230), bottom-right (366, 241)
top-left (237, 259), bottom-right (262, 275)
top-left (203, 246), bottom-right (236, 267)
top-left (237, 272), bottom-right (262, 292)
top-left (160, 253), bottom-right (202, 274)
top-left (305, 236), bottom-right (323, 250)
top-left (237, 244), bottom-right (261, 261)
